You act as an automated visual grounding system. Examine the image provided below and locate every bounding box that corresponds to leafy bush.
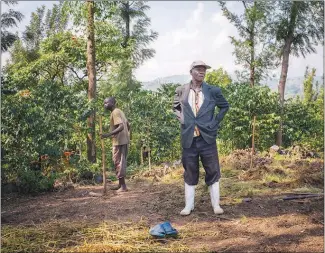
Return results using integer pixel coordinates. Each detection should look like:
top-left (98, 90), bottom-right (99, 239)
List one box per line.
top-left (283, 97), bottom-right (324, 151)
top-left (16, 170), bottom-right (57, 194)
top-left (220, 82), bottom-right (280, 151)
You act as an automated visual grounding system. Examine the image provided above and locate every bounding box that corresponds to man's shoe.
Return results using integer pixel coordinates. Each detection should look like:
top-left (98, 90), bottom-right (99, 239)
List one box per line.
top-left (116, 186), bottom-right (128, 193)
top-left (110, 184), bottom-right (121, 190)
top-left (180, 183), bottom-right (195, 216)
top-left (209, 181), bottom-right (224, 215)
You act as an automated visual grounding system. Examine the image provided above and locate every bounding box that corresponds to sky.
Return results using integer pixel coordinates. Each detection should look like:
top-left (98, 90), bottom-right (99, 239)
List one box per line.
top-left (1, 1), bottom-right (323, 82)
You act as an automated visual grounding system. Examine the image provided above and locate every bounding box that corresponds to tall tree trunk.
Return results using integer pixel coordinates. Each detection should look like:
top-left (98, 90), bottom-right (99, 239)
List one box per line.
top-left (276, 38), bottom-right (291, 147)
top-left (249, 40), bottom-right (256, 168)
top-left (250, 115), bottom-right (256, 169)
top-left (122, 1), bottom-right (132, 87)
top-left (86, 0), bottom-right (97, 163)
top-left (278, 38), bottom-right (292, 111)
top-left (123, 2), bottom-right (130, 48)
top-left (249, 2), bottom-right (255, 169)
top-left (140, 146), bottom-right (144, 165)
top-left (249, 29), bottom-right (255, 87)
top-left (148, 148), bottom-right (151, 170)
top-left (276, 1), bottom-right (298, 147)
top-left (250, 65), bottom-right (255, 88)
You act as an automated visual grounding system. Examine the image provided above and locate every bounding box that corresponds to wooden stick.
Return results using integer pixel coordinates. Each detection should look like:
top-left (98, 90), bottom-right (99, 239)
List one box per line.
top-left (148, 148), bottom-right (151, 170)
top-left (283, 194), bottom-right (323, 200)
top-left (250, 115), bottom-right (256, 170)
top-left (89, 191), bottom-right (103, 197)
top-left (99, 115), bottom-right (107, 195)
top-left (282, 192), bottom-right (324, 196)
top-left (217, 216), bottom-right (235, 221)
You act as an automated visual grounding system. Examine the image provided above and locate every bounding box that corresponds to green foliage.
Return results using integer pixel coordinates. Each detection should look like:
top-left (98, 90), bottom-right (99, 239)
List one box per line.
top-left (16, 169), bottom-right (56, 194)
top-left (205, 67), bottom-right (232, 88)
top-left (95, 21), bottom-right (129, 64)
top-left (1, 78), bottom-right (85, 183)
top-left (270, 1), bottom-right (324, 58)
top-left (65, 1), bottom-right (117, 27)
top-left (7, 30), bottom-right (87, 89)
top-left (282, 68), bottom-right (324, 151)
top-left (268, 1), bottom-right (323, 145)
top-left (44, 2), bottom-right (69, 37)
top-left (303, 66), bottom-right (317, 103)
top-left (22, 3), bottom-right (70, 51)
top-left (120, 84), bottom-right (181, 164)
top-left (283, 95), bottom-right (324, 151)
top-left (74, 158), bottom-right (101, 176)
top-left (1, 0), bottom-right (24, 52)
top-left (113, 1), bottom-right (158, 68)
top-left (220, 83), bottom-right (280, 150)
top-left (219, 1), bottom-right (278, 84)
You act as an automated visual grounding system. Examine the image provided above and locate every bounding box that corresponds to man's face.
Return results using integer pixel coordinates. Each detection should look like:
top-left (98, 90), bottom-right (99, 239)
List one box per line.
top-left (104, 98), bottom-right (114, 111)
top-left (191, 66), bottom-right (207, 82)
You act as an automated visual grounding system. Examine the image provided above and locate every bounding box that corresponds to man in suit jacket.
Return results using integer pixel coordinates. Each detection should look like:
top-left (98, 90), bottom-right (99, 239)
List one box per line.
top-left (173, 60), bottom-right (229, 215)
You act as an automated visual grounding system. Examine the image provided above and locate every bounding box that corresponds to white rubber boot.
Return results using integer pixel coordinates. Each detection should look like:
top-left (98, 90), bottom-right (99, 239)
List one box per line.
top-left (209, 181), bottom-right (224, 214)
top-left (180, 183), bottom-right (195, 216)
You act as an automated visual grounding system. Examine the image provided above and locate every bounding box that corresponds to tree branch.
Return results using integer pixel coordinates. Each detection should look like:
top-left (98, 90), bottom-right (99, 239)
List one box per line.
top-left (129, 1), bottom-right (135, 7)
top-left (242, 1), bottom-right (247, 10)
top-left (62, 62), bottom-right (86, 82)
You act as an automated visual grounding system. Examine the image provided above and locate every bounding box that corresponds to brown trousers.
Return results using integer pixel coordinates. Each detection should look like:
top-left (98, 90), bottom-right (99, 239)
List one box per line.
top-left (112, 144), bottom-right (128, 178)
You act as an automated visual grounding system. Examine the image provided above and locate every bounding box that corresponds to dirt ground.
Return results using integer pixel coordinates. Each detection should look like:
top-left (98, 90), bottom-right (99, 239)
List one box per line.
top-left (2, 172), bottom-right (324, 253)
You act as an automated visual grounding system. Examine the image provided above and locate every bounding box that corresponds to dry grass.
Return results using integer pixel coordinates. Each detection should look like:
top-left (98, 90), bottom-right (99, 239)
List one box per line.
top-left (2, 220), bottom-right (86, 253)
top-left (294, 159), bottom-right (324, 187)
top-left (2, 220), bottom-right (190, 253)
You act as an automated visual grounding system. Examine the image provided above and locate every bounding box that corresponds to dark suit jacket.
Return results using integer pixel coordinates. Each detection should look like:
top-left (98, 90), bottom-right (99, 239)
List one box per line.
top-left (173, 82), bottom-right (229, 148)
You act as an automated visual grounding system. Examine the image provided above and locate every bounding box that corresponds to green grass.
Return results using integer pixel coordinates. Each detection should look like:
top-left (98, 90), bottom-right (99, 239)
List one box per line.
top-left (289, 186), bottom-right (324, 194)
top-left (261, 173), bottom-right (291, 184)
top-left (240, 215), bottom-right (248, 224)
top-left (221, 166), bottom-right (240, 178)
top-left (272, 154), bottom-right (289, 161)
top-left (221, 179), bottom-right (264, 198)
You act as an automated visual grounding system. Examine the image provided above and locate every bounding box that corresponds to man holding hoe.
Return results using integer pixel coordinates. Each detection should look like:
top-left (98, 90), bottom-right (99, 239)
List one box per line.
top-left (100, 97), bottom-right (130, 192)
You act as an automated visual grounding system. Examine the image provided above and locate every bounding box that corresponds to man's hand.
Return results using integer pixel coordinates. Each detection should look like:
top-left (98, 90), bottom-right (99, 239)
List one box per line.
top-left (100, 133), bottom-right (111, 139)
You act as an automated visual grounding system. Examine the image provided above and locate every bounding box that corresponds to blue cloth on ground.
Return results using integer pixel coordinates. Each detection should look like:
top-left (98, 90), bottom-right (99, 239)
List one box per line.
top-left (149, 221), bottom-right (178, 238)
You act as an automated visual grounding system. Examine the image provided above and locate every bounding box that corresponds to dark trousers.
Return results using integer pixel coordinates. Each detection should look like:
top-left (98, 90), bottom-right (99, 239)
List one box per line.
top-left (182, 136), bottom-right (221, 186)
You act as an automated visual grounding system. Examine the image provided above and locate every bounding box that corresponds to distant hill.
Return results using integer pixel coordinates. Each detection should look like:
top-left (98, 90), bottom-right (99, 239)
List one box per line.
top-left (141, 74), bottom-right (323, 97)
top-left (142, 75), bottom-right (192, 91)
top-left (262, 76), bottom-right (323, 98)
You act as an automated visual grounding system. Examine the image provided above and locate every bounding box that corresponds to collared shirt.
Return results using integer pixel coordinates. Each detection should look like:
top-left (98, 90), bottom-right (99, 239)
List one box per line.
top-left (188, 82), bottom-right (204, 137)
top-left (110, 108), bottom-right (130, 146)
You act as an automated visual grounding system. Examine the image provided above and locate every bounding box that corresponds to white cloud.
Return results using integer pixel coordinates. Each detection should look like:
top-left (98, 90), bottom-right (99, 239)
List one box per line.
top-left (139, 58), bottom-right (159, 72)
top-left (210, 10), bottom-right (236, 48)
top-left (211, 12), bottom-right (225, 24)
top-left (213, 30), bottom-right (229, 48)
top-left (171, 30), bottom-right (199, 46)
top-left (186, 2), bottom-right (204, 27)
top-left (169, 2), bottom-right (204, 46)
